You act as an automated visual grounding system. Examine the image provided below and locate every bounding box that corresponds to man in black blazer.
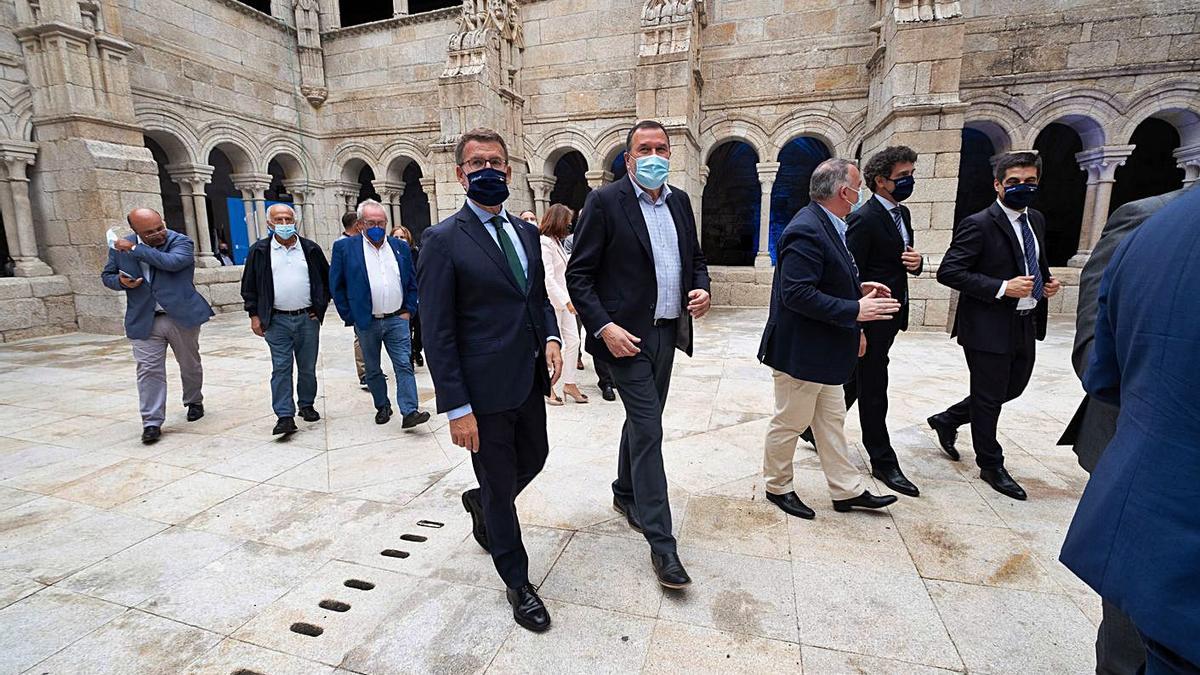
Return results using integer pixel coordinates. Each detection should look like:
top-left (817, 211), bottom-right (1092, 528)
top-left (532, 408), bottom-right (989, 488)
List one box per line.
top-left (841, 146), bottom-right (924, 497)
top-left (929, 152), bottom-right (1060, 500)
top-left (757, 158), bottom-right (901, 520)
top-left (417, 128), bottom-right (563, 633)
top-left (567, 120), bottom-right (711, 589)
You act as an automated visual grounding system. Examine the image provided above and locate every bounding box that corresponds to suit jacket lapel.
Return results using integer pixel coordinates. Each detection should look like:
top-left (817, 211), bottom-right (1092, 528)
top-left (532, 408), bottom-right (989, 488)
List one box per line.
top-left (990, 202), bottom-right (1026, 273)
top-left (512, 215), bottom-right (538, 296)
top-left (618, 178), bottom-right (654, 260)
top-left (459, 206), bottom-right (523, 293)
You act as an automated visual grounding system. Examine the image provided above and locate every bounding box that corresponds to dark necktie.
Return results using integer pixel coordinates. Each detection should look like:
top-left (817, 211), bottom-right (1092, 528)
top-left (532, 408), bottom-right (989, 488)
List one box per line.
top-left (1017, 213), bottom-right (1044, 301)
top-left (891, 208), bottom-right (909, 246)
top-left (489, 215), bottom-right (526, 293)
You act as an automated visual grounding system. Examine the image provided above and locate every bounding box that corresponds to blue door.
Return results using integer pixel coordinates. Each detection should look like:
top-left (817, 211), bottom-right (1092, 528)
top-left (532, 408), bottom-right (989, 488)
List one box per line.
top-left (225, 198), bottom-right (294, 265)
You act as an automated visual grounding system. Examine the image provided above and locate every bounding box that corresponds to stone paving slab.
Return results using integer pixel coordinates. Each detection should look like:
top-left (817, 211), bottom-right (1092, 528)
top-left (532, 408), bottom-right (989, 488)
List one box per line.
top-left (0, 309), bottom-right (1100, 673)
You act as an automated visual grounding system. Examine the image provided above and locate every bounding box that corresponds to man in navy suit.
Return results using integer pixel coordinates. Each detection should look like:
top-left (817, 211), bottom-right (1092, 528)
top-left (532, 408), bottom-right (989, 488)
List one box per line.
top-left (1061, 185), bottom-right (1200, 674)
top-left (417, 128), bottom-right (562, 633)
top-left (101, 208), bottom-right (214, 444)
top-left (757, 159), bottom-right (901, 519)
top-left (329, 200), bottom-right (428, 428)
top-left (928, 152), bottom-right (1060, 500)
top-left (567, 120), bottom-right (711, 590)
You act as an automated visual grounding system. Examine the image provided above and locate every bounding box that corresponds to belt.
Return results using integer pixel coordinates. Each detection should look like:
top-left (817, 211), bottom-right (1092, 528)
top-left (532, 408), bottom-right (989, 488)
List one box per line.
top-left (1015, 308), bottom-right (1035, 317)
top-left (652, 317), bottom-right (678, 326)
top-left (274, 307), bottom-right (311, 316)
top-left (373, 309), bottom-right (404, 320)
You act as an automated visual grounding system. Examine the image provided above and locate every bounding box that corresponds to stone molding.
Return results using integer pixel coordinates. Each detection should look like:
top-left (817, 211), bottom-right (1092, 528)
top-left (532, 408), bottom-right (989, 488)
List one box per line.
top-left (211, 0), bottom-right (296, 33)
top-left (894, 0), bottom-right (962, 23)
top-left (322, 7), bottom-right (458, 40)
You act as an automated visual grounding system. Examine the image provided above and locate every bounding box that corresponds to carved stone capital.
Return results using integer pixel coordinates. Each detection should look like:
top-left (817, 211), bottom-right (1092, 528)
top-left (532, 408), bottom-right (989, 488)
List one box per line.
top-left (894, 0), bottom-right (962, 23)
top-left (1075, 145), bottom-right (1135, 184)
top-left (230, 172), bottom-right (274, 193)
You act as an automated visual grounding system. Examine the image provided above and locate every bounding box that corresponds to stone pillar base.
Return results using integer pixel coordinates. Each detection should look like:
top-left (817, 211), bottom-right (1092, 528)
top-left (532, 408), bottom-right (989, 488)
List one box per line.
top-left (12, 259), bottom-right (54, 277)
top-left (754, 252), bottom-right (773, 268)
top-left (1067, 251), bottom-right (1091, 268)
top-left (195, 255), bottom-right (222, 269)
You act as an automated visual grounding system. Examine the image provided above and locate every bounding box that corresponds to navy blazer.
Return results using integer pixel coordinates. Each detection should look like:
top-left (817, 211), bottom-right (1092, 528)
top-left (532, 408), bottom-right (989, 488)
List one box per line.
top-left (100, 230), bottom-right (214, 340)
top-left (566, 177), bottom-right (710, 364)
top-left (1060, 187), bottom-right (1200, 667)
top-left (757, 202), bottom-right (862, 385)
top-left (329, 234), bottom-right (418, 331)
top-left (417, 204), bottom-right (560, 416)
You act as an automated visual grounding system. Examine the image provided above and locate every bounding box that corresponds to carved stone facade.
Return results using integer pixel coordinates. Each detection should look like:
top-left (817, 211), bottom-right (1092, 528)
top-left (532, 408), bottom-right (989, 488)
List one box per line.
top-left (0, 0), bottom-right (1197, 340)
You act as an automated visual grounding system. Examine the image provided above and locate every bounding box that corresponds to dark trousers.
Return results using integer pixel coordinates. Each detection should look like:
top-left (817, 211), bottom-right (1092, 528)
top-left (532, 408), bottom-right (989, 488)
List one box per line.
top-left (1139, 632), bottom-right (1199, 674)
top-left (595, 358), bottom-right (614, 389)
top-left (1097, 599), bottom-right (1146, 674)
top-left (940, 313), bottom-right (1036, 469)
top-left (843, 320), bottom-right (902, 469)
top-left (607, 320), bottom-right (677, 554)
top-left (472, 369), bottom-right (549, 589)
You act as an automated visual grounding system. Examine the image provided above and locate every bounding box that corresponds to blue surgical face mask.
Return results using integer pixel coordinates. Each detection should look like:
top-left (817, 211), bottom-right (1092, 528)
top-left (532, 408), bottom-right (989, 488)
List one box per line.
top-left (1002, 183), bottom-right (1039, 210)
top-left (632, 155), bottom-right (670, 190)
top-left (889, 175), bottom-right (915, 202)
top-left (365, 226), bottom-right (386, 243)
top-left (465, 167), bottom-right (510, 207)
top-left (845, 185), bottom-right (870, 212)
top-left (272, 224), bottom-right (297, 240)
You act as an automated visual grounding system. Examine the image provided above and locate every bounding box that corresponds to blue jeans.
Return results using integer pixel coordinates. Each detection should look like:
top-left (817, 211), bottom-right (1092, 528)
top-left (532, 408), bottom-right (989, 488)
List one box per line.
top-left (264, 312), bottom-right (320, 418)
top-left (356, 315), bottom-right (419, 414)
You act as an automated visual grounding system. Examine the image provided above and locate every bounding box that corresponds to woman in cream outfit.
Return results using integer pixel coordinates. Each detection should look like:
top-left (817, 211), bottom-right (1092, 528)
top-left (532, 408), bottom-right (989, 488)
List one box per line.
top-left (538, 204), bottom-right (587, 405)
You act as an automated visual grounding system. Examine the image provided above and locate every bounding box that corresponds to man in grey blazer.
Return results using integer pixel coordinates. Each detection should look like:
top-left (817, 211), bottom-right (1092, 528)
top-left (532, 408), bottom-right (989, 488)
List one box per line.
top-left (1060, 185), bottom-right (1191, 675)
top-left (101, 208), bottom-right (214, 444)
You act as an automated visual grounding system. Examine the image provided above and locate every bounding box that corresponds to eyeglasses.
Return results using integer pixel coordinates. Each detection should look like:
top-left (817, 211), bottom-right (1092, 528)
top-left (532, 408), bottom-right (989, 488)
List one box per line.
top-left (360, 219), bottom-right (388, 228)
top-left (460, 158), bottom-right (507, 171)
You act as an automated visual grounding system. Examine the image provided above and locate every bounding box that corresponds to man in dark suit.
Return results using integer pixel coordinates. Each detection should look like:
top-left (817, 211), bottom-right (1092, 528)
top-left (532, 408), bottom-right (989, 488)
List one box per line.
top-left (240, 204), bottom-right (331, 437)
top-left (1060, 185), bottom-right (1200, 675)
top-left (928, 152), bottom-right (1060, 500)
top-left (567, 119), bottom-right (711, 589)
top-left (330, 200), bottom-right (428, 428)
top-left (840, 145), bottom-right (925, 497)
top-left (1058, 188), bottom-right (1190, 674)
top-left (418, 128), bottom-right (563, 633)
top-left (101, 208), bottom-right (214, 444)
top-left (758, 158), bottom-right (901, 520)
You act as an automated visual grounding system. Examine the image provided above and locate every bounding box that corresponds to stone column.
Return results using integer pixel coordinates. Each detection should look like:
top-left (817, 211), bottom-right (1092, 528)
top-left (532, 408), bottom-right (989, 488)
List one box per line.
top-left (167, 163), bottom-right (218, 267)
top-left (584, 170), bottom-right (613, 190)
top-left (0, 141), bottom-right (53, 277)
top-left (373, 180), bottom-right (406, 228)
top-left (419, 177), bottom-right (439, 225)
top-left (393, 0), bottom-right (409, 16)
top-left (527, 175), bottom-right (555, 218)
top-left (282, 179), bottom-right (317, 240)
top-left (1070, 145), bottom-right (1133, 265)
top-left (1175, 143), bottom-right (1200, 186)
top-left (755, 161), bottom-right (780, 267)
top-left (230, 173), bottom-right (273, 243)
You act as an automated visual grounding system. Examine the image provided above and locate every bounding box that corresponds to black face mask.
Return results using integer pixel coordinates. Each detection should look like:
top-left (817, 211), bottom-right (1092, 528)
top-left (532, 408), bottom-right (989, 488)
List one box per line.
top-left (890, 176), bottom-right (915, 202)
top-left (465, 167), bottom-right (510, 207)
top-left (1002, 184), bottom-right (1039, 210)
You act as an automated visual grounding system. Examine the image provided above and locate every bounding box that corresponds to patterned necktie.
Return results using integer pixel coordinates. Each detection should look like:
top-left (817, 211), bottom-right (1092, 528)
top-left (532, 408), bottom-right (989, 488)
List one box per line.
top-left (489, 215), bottom-right (526, 293)
top-left (1017, 213), bottom-right (1044, 301)
top-left (891, 208), bottom-right (909, 247)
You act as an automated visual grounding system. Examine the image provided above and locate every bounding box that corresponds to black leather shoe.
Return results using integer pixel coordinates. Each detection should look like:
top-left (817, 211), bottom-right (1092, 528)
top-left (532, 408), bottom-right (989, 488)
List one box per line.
top-left (413, 352), bottom-right (424, 367)
top-left (375, 405), bottom-right (392, 425)
top-left (506, 584), bottom-right (551, 632)
top-left (927, 415), bottom-right (960, 461)
top-left (832, 491), bottom-right (898, 513)
top-left (651, 552), bottom-right (691, 589)
top-left (980, 467), bottom-right (1027, 500)
top-left (612, 497), bottom-right (643, 533)
top-left (765, 491), bottom-right (815, 519)
top-left (141, 426), bottom-right (161, 444)
top-left (872, 465), bottom-right (920, 497)
top-left (461, 489), bottom-right (489, 552)
top-left (298, 406), bottom-right (320, 423)
top-left (401, 410), bottom-right (430, 429)
top-left (799, 428), bottom-right (815, 446)
top-left (186, 403), bottom-right (204, 422)
top-left (601, 384), bottom-right (616, 402)
top-left (272, 416), bottom-right (297, 436)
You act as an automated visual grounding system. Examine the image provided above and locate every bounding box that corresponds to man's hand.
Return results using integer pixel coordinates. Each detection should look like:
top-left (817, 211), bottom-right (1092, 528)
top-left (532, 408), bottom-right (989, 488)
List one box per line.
top-left (1004, 276), bottom-right (1035, 298)
top-left (546, 340), bottom-right (563, 387)
top-left (601, 323), bottom-right (642, 358)
top-left (449, 413), bottom-right (480, 453)
top-left (858, 289), bottom-right (901, 322)
top-left (113, 239), bottom-right (135, 252)
top-left (901, 246), bottom-right (922, 272)
top-left (687, 289), bottom-right (711, 319)
top-left (250, 316), bottom-right (265, 337)
top-left (566, 302), bottom-right (576, 315)
top-left (859, 332), bottom-right (868, 358)
top-left (860, 281), bottom-right (891, 298)
top-left (118, 275), bottom-right (143, 289)
top-left (400, 311), bottom-right (412, 320)
top-left (1044, 276), bottom-right (1061, 298)
top-left (307, 311), bottom-right (320, 323)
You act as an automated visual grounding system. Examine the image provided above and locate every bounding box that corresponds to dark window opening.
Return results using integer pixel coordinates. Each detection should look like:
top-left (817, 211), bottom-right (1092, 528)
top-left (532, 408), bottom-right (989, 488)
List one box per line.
top-left (1110, 117), bottom-right (1184, 214)
top-left (265, 159), bottom-right (291, 202)
top-left (1032, 123), bottom-right (1086, 266)
top-left (953, 127), bottom-right (998, 228)
top-left (549, 151), bottom-right (590, 216)
top-left (206, 148), bottom-right (239, 261)
top-left (340, 1), bottom-right (392, 26)
top-left (702, 141), bottom-right (760, 266)
top-left (234, 0), bottom-right (272, 15)
top-left (409, 0), bottom-right (459, 13)
top-left (769, 137), bottom-right (832, 263)
top-left (399, 162), bottom-right (432, 243)
top-left (357, 165), bottom-right (381, 204)
top-left (144, 137), bottom-right (187, 236)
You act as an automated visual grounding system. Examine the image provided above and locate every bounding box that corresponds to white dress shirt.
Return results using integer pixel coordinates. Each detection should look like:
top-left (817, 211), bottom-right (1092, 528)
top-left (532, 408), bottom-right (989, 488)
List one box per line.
top-left (136, 235), bottom-right (165, 313)
top-left (994, 200), bottom-right (1040, 311)
top-left (362, 236), bottom-right (404, 316)
top-left (270, 236), bottom-right (311, 311)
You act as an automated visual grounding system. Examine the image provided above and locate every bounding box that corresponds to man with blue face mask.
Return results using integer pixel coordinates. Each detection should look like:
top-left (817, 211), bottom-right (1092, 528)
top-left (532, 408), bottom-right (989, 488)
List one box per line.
top-left (240, 203), bottom-right (330, 436)
top-left (567, 119), bottom-right (711, 590)
top-left (929, 152), bottom-right (1061, 501)
top-left (330, 200), bottom-right (429, 429)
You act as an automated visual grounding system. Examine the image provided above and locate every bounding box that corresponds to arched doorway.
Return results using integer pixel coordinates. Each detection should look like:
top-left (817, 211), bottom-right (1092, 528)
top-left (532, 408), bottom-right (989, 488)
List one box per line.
top-left (1111, 118), bottom-right (1184, 213)
top-left (701, 141), bottom-right (760, 266)
top-left (549, 150), bottom-right (590, 214)
top-left (356, 163), bottom-right (380, 205)
top-left (143, 136), bottom-right (187, 235)
top-left (205, 148), bottom-right (241, 262)
top-left (953, 127), bottom-right (1000, 227)
top-left (1032, 123), bottom-right (1087, 266)
top-left (770, 137), bottom-right (832, 262)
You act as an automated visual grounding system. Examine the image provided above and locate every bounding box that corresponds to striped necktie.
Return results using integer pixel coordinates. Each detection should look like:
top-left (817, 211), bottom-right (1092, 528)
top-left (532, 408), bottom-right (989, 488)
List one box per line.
top-left (891, 207), bottom-right (909, 247)
top-left (1017, 213), bottom-right (1044, 301)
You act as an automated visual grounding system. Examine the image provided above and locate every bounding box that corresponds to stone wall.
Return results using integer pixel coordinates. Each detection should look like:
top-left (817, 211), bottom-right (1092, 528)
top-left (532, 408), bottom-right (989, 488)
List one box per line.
top-left (0, 275), bottom-right (76, 343)
top-left (193, 265), bottom-right (247, 316)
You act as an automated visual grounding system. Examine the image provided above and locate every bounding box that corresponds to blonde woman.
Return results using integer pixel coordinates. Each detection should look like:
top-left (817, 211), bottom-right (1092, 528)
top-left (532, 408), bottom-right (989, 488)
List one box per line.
top-left (539, 204), bottom-right (587, 404)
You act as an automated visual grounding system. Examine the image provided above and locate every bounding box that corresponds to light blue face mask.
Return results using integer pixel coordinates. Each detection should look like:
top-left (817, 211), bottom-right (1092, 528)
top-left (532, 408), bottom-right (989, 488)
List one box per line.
top-left (633, 155), bottom-right (670, 190)
top-left (846, 185), bottom-right (870, 213)
top-left (272, 224), bottom-right (297, 240)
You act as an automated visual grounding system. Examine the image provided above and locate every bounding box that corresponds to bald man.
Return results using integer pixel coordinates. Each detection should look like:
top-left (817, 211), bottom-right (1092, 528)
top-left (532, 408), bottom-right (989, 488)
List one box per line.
top-left (102, 208), bottom-right (214, 443)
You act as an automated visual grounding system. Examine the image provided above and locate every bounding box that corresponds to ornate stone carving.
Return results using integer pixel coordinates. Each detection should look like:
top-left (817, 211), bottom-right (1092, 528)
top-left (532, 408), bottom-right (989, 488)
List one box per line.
top-left (639, 0), bottom-right (706, 57)
top-left (294, 0), bottom-right (327, 105)
top-left (894, 0), bottom-right (961, 23)
top-left (443, 0), bottom-right (523, 79)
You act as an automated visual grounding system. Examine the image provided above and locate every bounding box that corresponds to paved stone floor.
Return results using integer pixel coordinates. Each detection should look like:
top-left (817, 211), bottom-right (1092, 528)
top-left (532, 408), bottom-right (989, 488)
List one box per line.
top-left (0, 308), bottom-right (1099, 674)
